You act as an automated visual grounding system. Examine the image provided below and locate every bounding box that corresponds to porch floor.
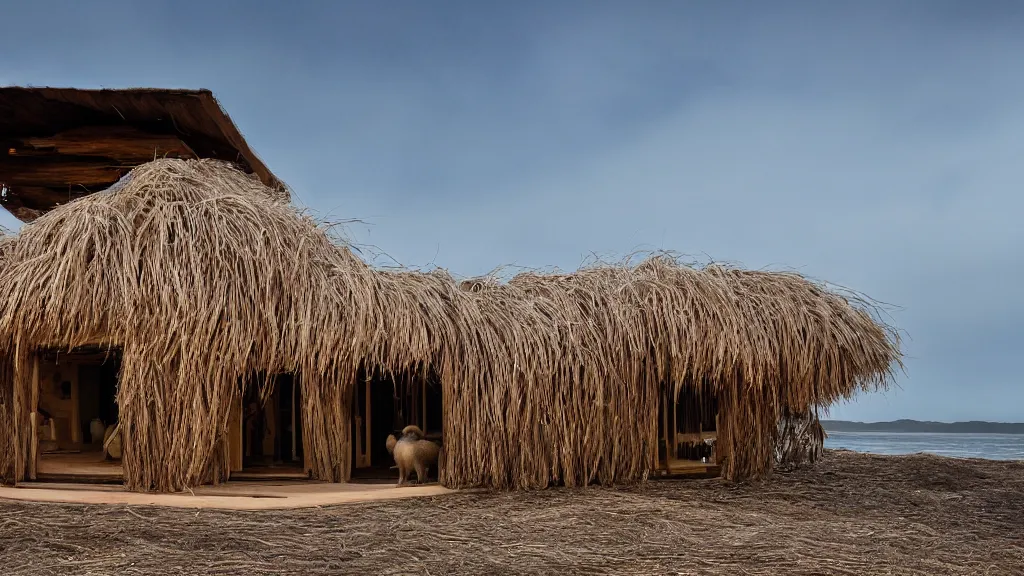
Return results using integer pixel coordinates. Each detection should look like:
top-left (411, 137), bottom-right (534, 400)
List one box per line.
top-left (14, 451), bottom-right (453, 510)
top-left (38, 450), bottom-right (123, 482)
top-left (2, 479), bottom-right (455, 510)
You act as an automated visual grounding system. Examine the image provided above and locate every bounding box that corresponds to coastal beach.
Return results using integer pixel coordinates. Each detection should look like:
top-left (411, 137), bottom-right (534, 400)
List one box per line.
top-left (2, 449), bottom-right (1021, 575)
top-left (1, 4), bottom-right (1022, 575)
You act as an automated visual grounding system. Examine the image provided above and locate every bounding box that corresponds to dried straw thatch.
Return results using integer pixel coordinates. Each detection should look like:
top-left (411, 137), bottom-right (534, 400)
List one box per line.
top-left (0, 230), bottom-right (15, 484)
top-left (774, 408), bottom-right (827, 470)
top-left (0, 159), bottom-right (901, 492)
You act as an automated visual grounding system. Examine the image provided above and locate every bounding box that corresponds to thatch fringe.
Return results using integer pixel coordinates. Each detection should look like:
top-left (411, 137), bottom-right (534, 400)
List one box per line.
top-left (0, 354), bottom-right (14, 484)
top-left (0, 159), bottom-right (901, 492)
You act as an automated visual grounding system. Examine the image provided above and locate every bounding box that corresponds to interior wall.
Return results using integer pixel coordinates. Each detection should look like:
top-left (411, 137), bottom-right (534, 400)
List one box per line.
top-left (277, 375), bottom-right (303, 463)
top-left (77, 364), bottom-right (101, 442)
top-left (239, 373), bottom-right (302, 468)
top-left (37, 357), bottom-right (80, 449)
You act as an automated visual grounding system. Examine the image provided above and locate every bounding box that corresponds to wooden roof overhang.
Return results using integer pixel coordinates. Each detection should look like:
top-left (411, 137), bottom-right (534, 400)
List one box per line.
top-left (0, 87), bottom-right (285, 222)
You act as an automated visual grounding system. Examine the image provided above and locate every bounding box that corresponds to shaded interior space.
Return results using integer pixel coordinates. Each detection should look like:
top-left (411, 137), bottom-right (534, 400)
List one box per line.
top-left (35, 346), bottom-right (124, 484)
top-left (657, 379), bottom-right (720, 477)
top-left (231, 373), bottom-right (306, 481)
top-left (350, 365), bottom-right (443, 484)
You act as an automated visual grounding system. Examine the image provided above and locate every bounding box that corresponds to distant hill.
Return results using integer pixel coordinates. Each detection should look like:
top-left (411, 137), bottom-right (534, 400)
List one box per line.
top-left (822, 419), bottom-right (1024, 434)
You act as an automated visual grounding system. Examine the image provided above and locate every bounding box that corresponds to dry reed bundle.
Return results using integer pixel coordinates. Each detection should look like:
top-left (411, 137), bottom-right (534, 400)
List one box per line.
top-left (774, 408), bottom-right (827, 469)
top-left (430, 255), bottom-right (900, 488)
top-left (0, 158), bottom-right (902, 492)
top-left (0, 160), bottom-right (384, 490)
top-left (0, 354), bottom-right (14, 484)
top-left (0, 230), bottom-right (17, 483)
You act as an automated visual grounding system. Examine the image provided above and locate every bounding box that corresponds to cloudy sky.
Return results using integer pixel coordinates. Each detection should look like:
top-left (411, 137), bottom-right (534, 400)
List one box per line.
top-left (2, 1), bottom-right (1021, 422)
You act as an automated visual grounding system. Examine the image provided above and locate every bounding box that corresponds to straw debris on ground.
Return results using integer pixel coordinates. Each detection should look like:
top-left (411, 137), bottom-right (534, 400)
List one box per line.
top-left (1, 450), bottom-right (1020, 575)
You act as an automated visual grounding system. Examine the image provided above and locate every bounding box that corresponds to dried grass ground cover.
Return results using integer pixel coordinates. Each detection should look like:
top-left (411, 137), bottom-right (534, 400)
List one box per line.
top-left (1, 450), bottom-right (1021, 576)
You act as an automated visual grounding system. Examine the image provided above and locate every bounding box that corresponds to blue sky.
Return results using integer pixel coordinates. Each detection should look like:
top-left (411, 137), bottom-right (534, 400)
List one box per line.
top-left (2, 1), bottom-right (1021, 422)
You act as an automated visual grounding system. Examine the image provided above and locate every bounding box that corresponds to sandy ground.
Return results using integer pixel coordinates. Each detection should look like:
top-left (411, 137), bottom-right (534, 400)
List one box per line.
top-left (1, 450), bottom-right (1022, 575)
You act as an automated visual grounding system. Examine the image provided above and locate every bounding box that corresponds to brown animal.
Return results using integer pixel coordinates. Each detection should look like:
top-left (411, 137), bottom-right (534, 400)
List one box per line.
top-left (385, 425), bottom-right (441, 486)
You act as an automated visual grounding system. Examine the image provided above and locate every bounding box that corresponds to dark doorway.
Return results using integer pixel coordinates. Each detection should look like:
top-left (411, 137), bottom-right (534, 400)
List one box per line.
top-left (276, 374), bottom-right (303, 464)
top-left (78, 359), bottom-right (120, 445)
top-left (349, 368), bottom-right (396, 481)
top-left (369, 373), bottom-right (396, 468)
top-left (238, 373), bottom-right (305, 479)
top-left (350, 366), bottom-right (442, 483)
top-left (35, 346), bottom-right (123, 484)
top-left (657, 376), bottom-right (721, 479)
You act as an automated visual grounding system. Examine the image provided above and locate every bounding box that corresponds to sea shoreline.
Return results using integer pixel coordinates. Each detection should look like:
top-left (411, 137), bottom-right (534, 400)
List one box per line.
top-left (824, 430), bottom-right (1024, 461)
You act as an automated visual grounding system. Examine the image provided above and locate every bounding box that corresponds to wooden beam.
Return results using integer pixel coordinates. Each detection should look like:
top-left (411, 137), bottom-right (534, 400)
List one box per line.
top-left (713, 413), bottom-right (720, 464)
top-left (364, 377), bottom-right (372, 468)
top-left (675, 431), bottom-right (718, 444)
top-left (354, 415), bottom-right (364, 468)
top-left (671, 392), bottom-right (679, 460)
top-left (261, 388), bottom-right (277, 458)
top-left (38, 345), bottom-right (122, 364)
top-left (40, 352), bottom-right (119, 365)
top-left (301, 376), bottom-right (311, 475)
top-left (0, 159), bottom-right (127, 188)
top-left (661, 387), bottom-right (669, 465)
top-left (291, 378), bottom-right (298, 463)
top-left (17, 126), bottom-right (197, 161)
top-left (228, 393), bottom-right (243, 474)
top-left (70, 371), bottom-right (82, 445)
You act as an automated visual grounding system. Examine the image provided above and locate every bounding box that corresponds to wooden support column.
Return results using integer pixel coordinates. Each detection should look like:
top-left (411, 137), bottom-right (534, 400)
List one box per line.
top-left (291, 379), bottom-right (298, 462)
top-left (713, 413), bottom-right (720, 463)
top-left (364, 377), bottom-right (371, 468)
top-left (301, 375), bottom-right (311, 475)
top-left (353, 375), bottom-right (369, 469)
top-left (671, 388), bottom-right (679, 460)
top-left (228, 393), bottom-right (243, 474)
top-left (262, 389), bottom-right (278, 458)
top-left (355, 414), bottom-right (364, 467)
top-left (70, 374), bottom-right (82, 445)
top-left (661, 387), bottom-right (669, 468)
top-left (28, 353), bottom-right (40, 480)
top-left (421, 379), bottom-right (427, 432)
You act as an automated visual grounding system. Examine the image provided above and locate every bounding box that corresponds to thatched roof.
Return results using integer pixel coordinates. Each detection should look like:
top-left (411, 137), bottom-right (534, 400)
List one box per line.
top-left (0, 159), bottom-right (902, 491)
top-left (0, 87), bottom-right (285, 222)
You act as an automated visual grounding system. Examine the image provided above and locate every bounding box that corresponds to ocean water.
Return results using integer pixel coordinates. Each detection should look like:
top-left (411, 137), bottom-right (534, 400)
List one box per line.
top-left (824, 431), bottom-right (1024, 461)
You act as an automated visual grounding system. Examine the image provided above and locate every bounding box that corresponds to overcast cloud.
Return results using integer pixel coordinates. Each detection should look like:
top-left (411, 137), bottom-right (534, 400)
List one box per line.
top-left (2, 0), bottom-right (1021, 422)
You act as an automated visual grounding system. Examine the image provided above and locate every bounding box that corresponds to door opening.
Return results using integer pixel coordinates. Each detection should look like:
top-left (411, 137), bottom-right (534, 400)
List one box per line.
top-left (657, 376), bottom-right (720, 478)
top-left (351, 365), bottom-right (442, 483)
top-left (234, 373), bottom-right (306, 480)
top-left (34, 346), bottom-right (123, 484)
